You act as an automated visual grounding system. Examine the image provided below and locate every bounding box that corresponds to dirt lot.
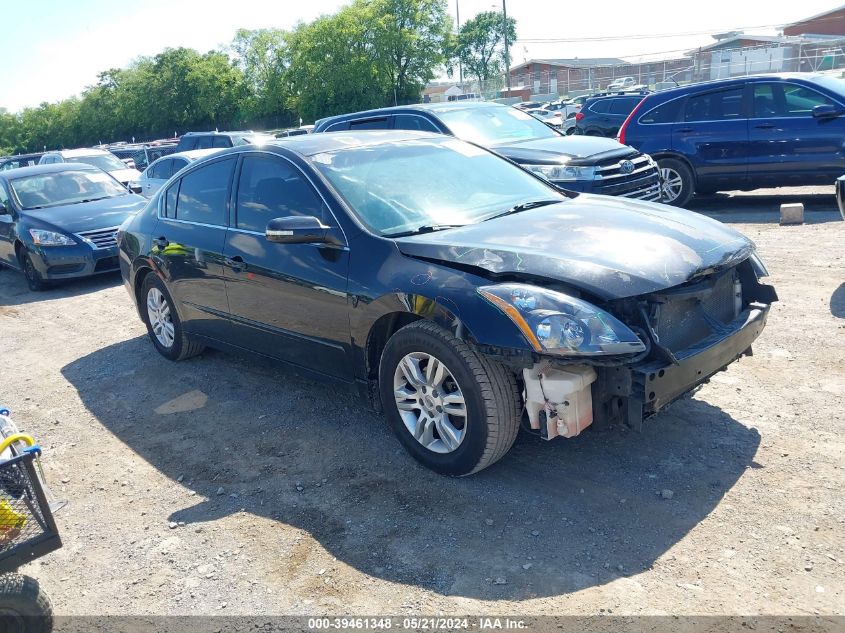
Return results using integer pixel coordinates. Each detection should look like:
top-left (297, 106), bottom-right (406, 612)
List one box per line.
top-left (0, 187), bottom-right (843, 618)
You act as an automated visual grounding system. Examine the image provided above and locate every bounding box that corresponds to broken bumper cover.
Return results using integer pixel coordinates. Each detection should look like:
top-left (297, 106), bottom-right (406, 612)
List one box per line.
top-left (629, 303), bottom-right (771, 418)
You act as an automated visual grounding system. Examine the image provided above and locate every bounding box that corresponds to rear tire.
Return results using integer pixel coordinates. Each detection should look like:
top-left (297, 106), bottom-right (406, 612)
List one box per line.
top-left (379, 321), bottom-right (520, 476)
top-left (657, 158), bottom-right (694, 207)
top-left (140, 274), bottom-right (204, 361)
top-left (0, 573), bottom-right (53, 633)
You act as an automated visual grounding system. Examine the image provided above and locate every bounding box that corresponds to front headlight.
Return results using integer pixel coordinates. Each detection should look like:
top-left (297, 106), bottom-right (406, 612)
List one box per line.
top-left (478, 283), bottom-right (645, 356)
top-left (525, 164), bottom-right (597, 182)
top-left (29, 229), bottom-right (76, 246)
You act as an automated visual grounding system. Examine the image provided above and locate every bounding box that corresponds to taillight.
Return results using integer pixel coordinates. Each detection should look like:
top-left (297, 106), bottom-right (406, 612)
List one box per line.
top-left (617, 98), bottom-right (646, 145)
top-left (575, 112), bottom-right (585, 121)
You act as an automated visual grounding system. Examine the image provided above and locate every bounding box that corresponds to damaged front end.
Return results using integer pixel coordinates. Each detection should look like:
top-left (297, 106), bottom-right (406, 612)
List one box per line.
top-left (482, 256), bottom-right (777, 440)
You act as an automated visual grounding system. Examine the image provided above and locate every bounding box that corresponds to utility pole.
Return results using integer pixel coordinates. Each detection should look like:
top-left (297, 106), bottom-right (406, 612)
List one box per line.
top-left (502, 0), bottom-right (511, 93)
top-left (456, 0), bottom-right (463, 86)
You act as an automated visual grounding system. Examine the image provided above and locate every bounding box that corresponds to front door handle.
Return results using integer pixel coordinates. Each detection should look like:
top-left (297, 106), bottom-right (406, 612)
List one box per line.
top-left (152, 236), bottom-right (168, 249)
top-left (677, 127), bottom-right (694, 134)
top-left (224, 255), bottom-right (246, 273)
top-left (754, 123), bottom-right (775, 129)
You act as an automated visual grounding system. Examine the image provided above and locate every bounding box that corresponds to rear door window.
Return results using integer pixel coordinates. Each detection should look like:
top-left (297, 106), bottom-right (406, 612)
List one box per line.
top-left (148, 159), bottom-right (171, 180)
top-left (349, 118), bottom-right (390, 130)
top-left (589, 100), bottom-right (611, 114)
top-left (212, 136), bottom-right (231, 148)
top-left (609, 98), bottom-right (641, 115)
top-left (174, 158), bottom-right (235, 226)
top-left (393, 114), bottom-right (439, 132)
top-left (684, 88), bottom-right (745, 122)
top-left (195, 136), bottom-right (214, 150)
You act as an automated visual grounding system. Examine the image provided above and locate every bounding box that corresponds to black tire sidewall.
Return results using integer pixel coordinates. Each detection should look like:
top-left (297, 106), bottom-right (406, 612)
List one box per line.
top-left (658, 158), bottom-right (694, 207)
top-left (140, 274), bottom-right (185, 361)
top-left (20, 251), bottom-right (44, 292)
top-left (379, 327), bottom-right (489, 476)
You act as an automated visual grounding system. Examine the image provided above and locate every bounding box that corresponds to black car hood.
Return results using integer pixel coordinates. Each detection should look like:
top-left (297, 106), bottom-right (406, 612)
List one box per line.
top-left (394, 196), bottom-right (755, 300)
top-left (492, 135), bottom-right (637, 166)
top-left (23, 195), bottom-right (148, 234)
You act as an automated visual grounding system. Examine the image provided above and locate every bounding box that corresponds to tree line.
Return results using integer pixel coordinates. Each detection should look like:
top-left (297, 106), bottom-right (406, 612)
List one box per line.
top-left (0, 0), bottom-right (516, 155)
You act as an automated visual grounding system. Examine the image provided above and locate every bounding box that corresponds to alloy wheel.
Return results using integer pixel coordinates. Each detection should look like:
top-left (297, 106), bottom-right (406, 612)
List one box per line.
top-left (660, 167), bottom-right (684, 202)
top-left (393, 352), bottom-right (468, 454)
top-left (146, 287), bottom-right (175, 348)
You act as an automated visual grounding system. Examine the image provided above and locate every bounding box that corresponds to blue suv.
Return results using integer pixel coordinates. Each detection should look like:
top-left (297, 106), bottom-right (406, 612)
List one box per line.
top-left (617, 73), bottom-right (845, 206)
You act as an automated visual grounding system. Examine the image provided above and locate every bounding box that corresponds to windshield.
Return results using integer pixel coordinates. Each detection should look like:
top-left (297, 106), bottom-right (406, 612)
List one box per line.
top-left (311, 138), bottom-right (564, 236)
top-left (66, 153), bottom-right (127, 172)
top-left (811, 75), bottom-right (845, 100)
top-left (437, 105), bottom-right (559, 146)
top-left (10, 170), bottom-right (128, 210)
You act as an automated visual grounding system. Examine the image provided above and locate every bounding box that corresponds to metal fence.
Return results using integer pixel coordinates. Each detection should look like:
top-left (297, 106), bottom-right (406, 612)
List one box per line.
top-left (431, 38), bottom-right (845, 103)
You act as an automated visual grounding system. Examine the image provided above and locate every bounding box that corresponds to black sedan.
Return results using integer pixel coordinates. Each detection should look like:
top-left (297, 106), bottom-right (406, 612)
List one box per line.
top-left (118, 131), bottom-right (777, 476)
top-left (0, 164), bottom-right (148, 290)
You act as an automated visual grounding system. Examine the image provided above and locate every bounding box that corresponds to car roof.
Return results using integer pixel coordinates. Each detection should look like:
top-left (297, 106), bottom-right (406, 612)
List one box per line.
top-left (648, 72), bottom-right (831, 100)
top-left (211, 130), bottom-right (448, 159)
top-left (163, 148), bottom-right (221, 162)
top-left (0, 163), bottom-right (99, 179)
top-left (45, 148), bottom-right (111, 157)
top-left (315, 100), bottom-right (507, 128)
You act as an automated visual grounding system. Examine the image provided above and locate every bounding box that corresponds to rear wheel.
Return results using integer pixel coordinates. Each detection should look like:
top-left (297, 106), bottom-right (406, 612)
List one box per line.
top-left (0, 573), bottom-right (53, 633)
top-left (657, 158), bottom-right (694, 207)
top-left (140, 274), bottom-right (204, 361)
top-left (379, 321), bottom-right (520, 476)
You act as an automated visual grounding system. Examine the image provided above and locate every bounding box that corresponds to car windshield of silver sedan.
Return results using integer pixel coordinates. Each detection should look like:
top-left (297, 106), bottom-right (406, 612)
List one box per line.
top-left (437, 106), bottom-right (559, 146)
top-left (311, 138), bottom-right (565, 237)
top-left (10, 171), bottom-right (129, 210)
top-left (67, 153), bottom-right (127, 172)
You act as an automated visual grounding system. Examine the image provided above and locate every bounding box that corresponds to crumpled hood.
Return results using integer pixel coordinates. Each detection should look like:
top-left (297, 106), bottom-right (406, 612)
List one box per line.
top-left (394, 195), bottom-right (755, 300)
top-left (24, 195), bottom-right (149, 234)
top-left (493, 135), bottom-right (638, 165)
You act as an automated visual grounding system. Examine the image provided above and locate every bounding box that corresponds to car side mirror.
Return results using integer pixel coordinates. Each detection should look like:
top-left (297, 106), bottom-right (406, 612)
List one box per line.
top-left (813, 104), bottom-right (841, 119)
top-left (266, 216), bottom-right (331, 244)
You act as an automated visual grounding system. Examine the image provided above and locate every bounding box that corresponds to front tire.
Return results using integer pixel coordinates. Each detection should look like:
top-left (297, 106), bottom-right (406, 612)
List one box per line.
top-left (19, 251), bottom-right (45, 292)
top-left (658, 158), bottom-right (694, 207)
top-left (0, 573), bottom-right (53, 633)
top-left (379, 321), bottom-right (520, 476)
top-left (140, 274), bottom-right (204, 361)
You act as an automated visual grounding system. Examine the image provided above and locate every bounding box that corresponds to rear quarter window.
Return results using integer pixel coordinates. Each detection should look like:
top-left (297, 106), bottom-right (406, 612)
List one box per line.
top-left (639, 98), bottom-right (683, 124)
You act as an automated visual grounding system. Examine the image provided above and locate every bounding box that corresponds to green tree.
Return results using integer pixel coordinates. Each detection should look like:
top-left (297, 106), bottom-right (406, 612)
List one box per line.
top-left (231, 28), bottom-right (296, 126)
top-left (454, 10), bottom-right (517, 83)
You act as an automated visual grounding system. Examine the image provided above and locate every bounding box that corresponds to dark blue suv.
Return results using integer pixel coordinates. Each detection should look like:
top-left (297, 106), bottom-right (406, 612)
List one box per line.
top-left (617, 73), bottom-right (845, 206)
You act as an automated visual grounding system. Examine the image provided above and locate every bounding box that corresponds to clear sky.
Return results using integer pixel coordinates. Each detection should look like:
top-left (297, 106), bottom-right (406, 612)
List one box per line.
top-left (1, 0), bottom-right (839, 112)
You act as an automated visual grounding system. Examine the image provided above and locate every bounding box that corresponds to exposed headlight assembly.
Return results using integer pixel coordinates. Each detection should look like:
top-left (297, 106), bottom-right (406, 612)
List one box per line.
top-left (28, 229), bottom-right (76, 246)
top-left (478, 283), bottom-right (645, 356)
top-left (525, 164), bottom-right (597, 182)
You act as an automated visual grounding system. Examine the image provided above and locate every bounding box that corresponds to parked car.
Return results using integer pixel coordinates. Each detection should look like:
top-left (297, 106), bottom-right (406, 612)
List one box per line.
top-left (542, 100), bottom-right (581, 117)
top-left (133, 149), bottom-right (220, 198)
top-left (175, 131), bottom-right (275, 152)
top-left (39, 148), bottom-right (142, 191)
top-left (513, 101), bottom-right (545, 110)
top-left (617, 73), bottom-right (845, 206)
top-left (607, 77), bottom-right (636, 92)
top-left (314, 102), bottom-right (662, 201)
top-left (0, 164), bottom-right (147, 290)
top-left (0, 153), bottom-right (45, 172)
top-left (117, 131), bottom-right (776, 475)
top-left (107, 144), bottom-right (178, 172)
top-left (575, 94), bottom-right (646, 137)
top-left (524, 108), bottom-right (562, 130)
top-left (275, 128), bottom-right (310, 138)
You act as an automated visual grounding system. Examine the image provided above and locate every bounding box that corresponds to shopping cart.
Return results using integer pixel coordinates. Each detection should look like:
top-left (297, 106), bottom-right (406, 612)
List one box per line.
top-left (0, 408), bottom-right (62, 633)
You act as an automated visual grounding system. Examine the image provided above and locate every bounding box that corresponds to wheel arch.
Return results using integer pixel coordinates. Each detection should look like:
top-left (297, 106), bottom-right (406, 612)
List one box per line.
top-left (652, 152), bottom-right (698, 187)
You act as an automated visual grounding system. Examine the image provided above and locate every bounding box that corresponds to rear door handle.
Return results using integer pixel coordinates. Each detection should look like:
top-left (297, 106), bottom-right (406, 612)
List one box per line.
top-left (224, 255), bottom-right (246, 273)
top-left (754, 123), bottom-right (775, 129)
top-left (152, 236), bottom-right (168, 249)
top-left (677, 127), bottom-right (694, 134)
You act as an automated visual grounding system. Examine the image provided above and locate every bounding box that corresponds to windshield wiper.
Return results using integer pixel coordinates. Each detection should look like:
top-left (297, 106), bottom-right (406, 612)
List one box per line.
top-left (384, 224), bottom-right (466, 238)
top-left (483, 199), bottom-right (561, 222)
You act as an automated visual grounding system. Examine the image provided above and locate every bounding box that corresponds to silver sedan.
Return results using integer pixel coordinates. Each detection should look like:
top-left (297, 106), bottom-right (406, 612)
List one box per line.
top-left (132, 149), bottom-right (220, 198)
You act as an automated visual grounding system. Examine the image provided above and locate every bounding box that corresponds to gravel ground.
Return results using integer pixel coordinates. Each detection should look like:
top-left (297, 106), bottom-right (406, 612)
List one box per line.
top-left (0, 187), bottom-right (842, 618)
